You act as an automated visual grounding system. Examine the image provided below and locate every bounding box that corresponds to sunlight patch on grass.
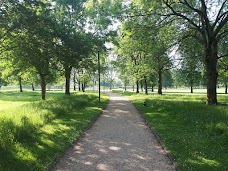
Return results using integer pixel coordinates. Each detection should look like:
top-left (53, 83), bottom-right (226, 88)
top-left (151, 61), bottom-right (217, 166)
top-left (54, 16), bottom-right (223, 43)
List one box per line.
top-left (188, 157), bottom-right (220, 167)
top-left (0, 91), bottom-right (109, 171)
top-left (15, 143), bottom-right (37, 162)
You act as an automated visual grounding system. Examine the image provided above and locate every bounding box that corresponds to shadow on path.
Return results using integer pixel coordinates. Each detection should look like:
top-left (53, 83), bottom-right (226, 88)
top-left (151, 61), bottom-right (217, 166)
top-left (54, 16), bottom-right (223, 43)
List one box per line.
top-left (53, 93), bottom-right (175, 171)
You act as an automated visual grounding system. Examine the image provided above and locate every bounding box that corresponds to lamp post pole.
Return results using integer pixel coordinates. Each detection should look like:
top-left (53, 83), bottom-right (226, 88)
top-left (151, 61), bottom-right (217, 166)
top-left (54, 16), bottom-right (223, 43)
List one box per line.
top-left (98, 50), bottom-right (101, 102)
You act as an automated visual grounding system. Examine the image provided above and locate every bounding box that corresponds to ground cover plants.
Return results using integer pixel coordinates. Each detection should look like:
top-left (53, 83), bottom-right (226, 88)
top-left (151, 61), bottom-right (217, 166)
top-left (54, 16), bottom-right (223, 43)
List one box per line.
top-left (113, 90), bottom-right (228, 171)
top-left (0, 91), bottom-right (108, 171)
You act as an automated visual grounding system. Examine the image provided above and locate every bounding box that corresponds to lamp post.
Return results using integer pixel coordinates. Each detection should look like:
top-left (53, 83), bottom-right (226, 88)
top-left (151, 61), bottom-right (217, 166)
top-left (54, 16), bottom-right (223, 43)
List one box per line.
top-left (98, 49), bottom-right (101, 102)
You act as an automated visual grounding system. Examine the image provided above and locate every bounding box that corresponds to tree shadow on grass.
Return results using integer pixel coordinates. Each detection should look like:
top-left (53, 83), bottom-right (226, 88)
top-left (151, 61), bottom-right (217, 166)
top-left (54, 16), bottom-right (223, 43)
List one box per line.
top-left (0, 93), bottom-right (107, 171)
top-left (0, 91), bottom-right (66, 103)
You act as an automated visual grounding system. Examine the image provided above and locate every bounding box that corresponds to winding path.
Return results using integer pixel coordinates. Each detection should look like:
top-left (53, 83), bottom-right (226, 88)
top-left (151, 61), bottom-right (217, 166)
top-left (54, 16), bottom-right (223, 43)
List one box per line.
top-left (53, 92), bottom-right (175, 171)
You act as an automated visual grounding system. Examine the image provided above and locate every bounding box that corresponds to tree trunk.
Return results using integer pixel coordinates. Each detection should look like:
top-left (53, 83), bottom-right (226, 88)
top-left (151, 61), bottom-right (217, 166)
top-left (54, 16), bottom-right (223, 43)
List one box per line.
top-left (83, 83), bottom-right (86, 92)
top-left (40, 75), bottom-right (46, 100)
top-left (190, 85), bottom-right (193, 93)
top-left (140, 80), bottom-right (143, 92)
top-left (158, 70), bottom-right (162, 94)
top-left (225, 83), bottom-right (227, 94)
top-left (78, 70), bottom-right (81, 91)
top-left (19, 76), bottom-right (23, 92)
top-left (110, 81), bottom-right (112, 90)
top-left (151, 85), bottom-right (154, 92)
top-left (82, 83), bottom-right (85, 92)
top-left (32, 83), bottom-right (35, 91)
top-left (94, 80), bottom-right (97, 90)
top-left (133, 84), bottom-right (134, 91)
top-left (78, 81), bottom-right (81, 91)
top-left (144, 78), bottom-right (148, 95)
top-left (136, 80), bottom-right (139, 93)
top-left (205, 41), bottom-right (218, 105)
top-left (124, 82), bottom-right (127, 91)
top-left (190, 80), bottom-right (193, 93)
top-left (65, 66), bottom-right (72, 95)
top-left (73, 71), bottom-right (76, 91)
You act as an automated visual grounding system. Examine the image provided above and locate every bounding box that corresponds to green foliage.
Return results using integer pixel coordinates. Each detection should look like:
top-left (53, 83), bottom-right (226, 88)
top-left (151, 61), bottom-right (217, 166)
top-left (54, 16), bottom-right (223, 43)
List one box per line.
top-left (84, 0), bottom-right (122, 39)
top-left (0, 91), bottom-right (108, 171)
top-left (114, 90), bottom-right (228, 171)
top-left (116, 10), bottom-right (174, 93)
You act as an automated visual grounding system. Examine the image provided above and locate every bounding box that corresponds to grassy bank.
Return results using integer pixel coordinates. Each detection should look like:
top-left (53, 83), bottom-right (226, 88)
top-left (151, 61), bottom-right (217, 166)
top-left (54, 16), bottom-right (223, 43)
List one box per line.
top-left (113, 90), bottom-right (228, 171)
top-left (0, 91), bottom-right (108, 171)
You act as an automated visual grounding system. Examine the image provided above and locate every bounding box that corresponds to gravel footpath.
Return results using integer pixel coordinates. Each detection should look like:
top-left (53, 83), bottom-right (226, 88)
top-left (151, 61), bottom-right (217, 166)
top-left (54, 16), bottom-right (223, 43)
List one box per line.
top-left (53, 92), bottom-right (175, 171)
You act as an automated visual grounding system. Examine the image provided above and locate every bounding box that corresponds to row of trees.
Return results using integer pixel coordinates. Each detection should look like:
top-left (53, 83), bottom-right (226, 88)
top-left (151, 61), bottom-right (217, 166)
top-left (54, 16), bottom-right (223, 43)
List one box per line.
top-left (114, 0), bottom-right (227, 105)
top-left (0, 0), bottom-right (118, 99)
top-left (0, 0), bottom-right (227, 105)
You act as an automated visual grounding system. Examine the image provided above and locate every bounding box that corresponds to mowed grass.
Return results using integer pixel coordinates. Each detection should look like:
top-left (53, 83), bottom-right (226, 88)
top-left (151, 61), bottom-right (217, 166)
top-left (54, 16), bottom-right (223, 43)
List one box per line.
top-left (113, 90), bottom-right (228, 171)
top-left (0, 91), bottom-right (108, 171)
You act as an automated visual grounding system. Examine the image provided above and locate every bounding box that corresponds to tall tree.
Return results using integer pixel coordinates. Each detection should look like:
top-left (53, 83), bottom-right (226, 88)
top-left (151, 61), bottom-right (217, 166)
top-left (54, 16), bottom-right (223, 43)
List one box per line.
top-left (1, 0), bottom-right (58, 100)
top-left (154, 0), bottom-right (228, 104)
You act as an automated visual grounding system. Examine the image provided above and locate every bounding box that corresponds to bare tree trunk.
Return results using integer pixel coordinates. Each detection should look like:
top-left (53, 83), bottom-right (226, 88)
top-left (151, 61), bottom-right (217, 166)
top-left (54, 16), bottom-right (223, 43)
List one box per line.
top-left (78, 81), bottom-right (81, 91)
top-left (190, 80), bottom-right (193, 93)
top-left (151, 85), bottom-right (154, 92)
top-left (82, 83), bottom-right (85, 92)
top-left (78, 70), bottom-right (81, 91)
top-left (225, 83), bottom-right (227, 94)
top-left (19, 76), bottom-right (23, 92)
top-left (191, 85), bottom-right (193, 93)
top-left (84, 83), bottom-right (86, 92)
top-left (110, 81), bottom-right (112, 90)
top-left (32, 83), bottom-right (35, 91)
top-left (144, 78), bottom-right (148, 95)
top-left (136, 80), bottom-right (139, 93)
top-left (65, 66), bottom-right (72, 95)
top-left (40, 74), bottom-right (46, 100)
top-left (205, 41), bottom-right (218, 105)
top-left (74, 83), bottom-right (76, 91)
top-left (73, 71), bottom-right (76, 91)
top-left (158, 70), bottom-right (162, 95)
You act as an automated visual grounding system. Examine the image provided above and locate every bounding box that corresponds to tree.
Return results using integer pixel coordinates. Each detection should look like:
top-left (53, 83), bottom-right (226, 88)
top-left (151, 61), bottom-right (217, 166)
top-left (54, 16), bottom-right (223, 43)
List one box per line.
top-left (178, 37), bottom-right (204, 93)
top-left (21, 68), bottom-right (40, 91)
top-left (1, 0), bottom-right (58, 100)
top-left (155, 0), bottom-right (228, 104)
top-left (53, 0), bottom-right (95, 95)
top-left (0, 46), bottom-right (29, 92)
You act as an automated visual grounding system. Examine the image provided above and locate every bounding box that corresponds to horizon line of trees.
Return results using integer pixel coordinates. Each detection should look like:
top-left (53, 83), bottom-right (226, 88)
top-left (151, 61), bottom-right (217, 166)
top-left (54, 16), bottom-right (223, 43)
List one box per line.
top-left (0, 0), bottom-right (227, 105)
top-left (114, 0), bottom-right (228, 105)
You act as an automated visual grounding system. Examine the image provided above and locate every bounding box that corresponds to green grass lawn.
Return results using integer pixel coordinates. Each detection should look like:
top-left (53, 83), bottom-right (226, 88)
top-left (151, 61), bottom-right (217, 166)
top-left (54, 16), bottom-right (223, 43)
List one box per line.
top-left (0, 90), bottom-right (108, 171)
top-left (113, 90), bottom-right (228, 171)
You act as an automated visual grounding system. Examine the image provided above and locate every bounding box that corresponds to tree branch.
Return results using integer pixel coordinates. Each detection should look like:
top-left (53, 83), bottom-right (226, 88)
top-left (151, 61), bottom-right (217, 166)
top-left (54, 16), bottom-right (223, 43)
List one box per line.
top-left (162, 0), bottom-right (202, 33)
top-left (200, 0), bottom-right (212, 38)
top-left (213, 0), bottom-right (228, 29)
top-left (180, 0), bottom-right (202, 15)
top-left (218, 53), bottom-right (228, 59)
top-left (214, 13), bottom-right (228, 38)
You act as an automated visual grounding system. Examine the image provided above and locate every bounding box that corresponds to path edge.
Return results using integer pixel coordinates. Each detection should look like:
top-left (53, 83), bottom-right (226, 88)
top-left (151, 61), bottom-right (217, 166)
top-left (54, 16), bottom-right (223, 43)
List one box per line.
top-left (128, 99), bottom-right (182, 171)
top-left (49, 94), bottom-right (110, 171)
